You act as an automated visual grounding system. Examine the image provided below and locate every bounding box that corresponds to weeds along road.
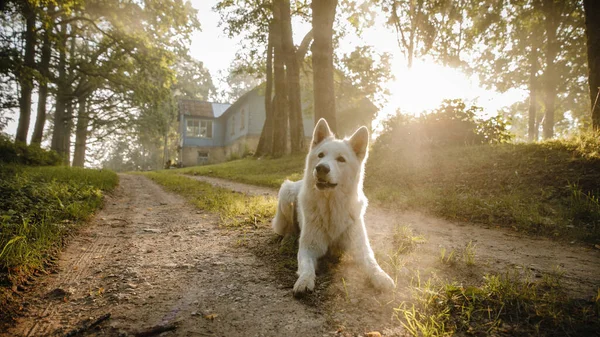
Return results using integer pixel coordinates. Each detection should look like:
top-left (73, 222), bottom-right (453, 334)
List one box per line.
top-left (4, 174), bottom-right (326, 337)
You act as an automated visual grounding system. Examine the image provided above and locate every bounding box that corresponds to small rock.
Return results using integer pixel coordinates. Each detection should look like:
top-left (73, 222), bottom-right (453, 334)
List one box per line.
top-left (143, 228), bottom-right (161, 233)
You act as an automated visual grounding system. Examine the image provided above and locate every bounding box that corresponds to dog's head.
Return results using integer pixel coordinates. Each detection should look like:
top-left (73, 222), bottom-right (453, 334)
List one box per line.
top-left (306, 118), bottom-right (369, 191)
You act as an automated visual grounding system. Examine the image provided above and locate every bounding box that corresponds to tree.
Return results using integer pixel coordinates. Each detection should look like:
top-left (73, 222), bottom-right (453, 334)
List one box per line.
top-left (271, 0), bottom-right (287, 157)
top-left (381, 0), bottom-right (435, 68)
top-left (461, 0), bottom-right (586, 140)
top-left (255, 22), bottom-right (275, 157)
top-left (14, 1), bottom-right (36, 143)
top-left (280, 0), bottom-right (305, 153)
top-left (311, 0), bottom-right (338, 134)
top-left (583, 0), bottom-right (600, 130)
top-left (31, 6), bottom-right (53, 145)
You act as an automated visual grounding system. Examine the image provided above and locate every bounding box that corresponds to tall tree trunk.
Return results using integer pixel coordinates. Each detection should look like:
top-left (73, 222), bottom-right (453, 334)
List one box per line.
top-left (51, 25), bottom-right (68, 158)
top-left (15, 3), bottom-right (36, 143)
top-left (64, 100), bottom-right (74, 165)
top-left (280, 0), bottom-right (305, 153)
top-left (583, 0), bottom-right (600, 130)
top-left (542, 0), bottom-right (558, 139)
top-left (73, 95), bottom-right (89, 167)
top-left (311, 0), bottom-right (338, 134)
top-left (32, 24), bottom-right (52, 145)
top-left (528, 39), bottom-right (539, 142)
top-left (271, 0), bottom-right (288, 158)
top-left (256, 23), bottom-right (275, 157)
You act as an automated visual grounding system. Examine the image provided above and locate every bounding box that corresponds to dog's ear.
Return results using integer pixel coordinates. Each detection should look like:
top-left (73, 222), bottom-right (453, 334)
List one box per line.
top-left (347, 126), bottom-right (369, 160)
top-left (311, 118), bottom-right (333, 148)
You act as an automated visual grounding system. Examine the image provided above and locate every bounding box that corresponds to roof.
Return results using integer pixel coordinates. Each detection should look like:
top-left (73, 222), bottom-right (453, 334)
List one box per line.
top-left (178, 99), bottom-right (231, 118)
top-left (221, 86), bottom-right (262, 118)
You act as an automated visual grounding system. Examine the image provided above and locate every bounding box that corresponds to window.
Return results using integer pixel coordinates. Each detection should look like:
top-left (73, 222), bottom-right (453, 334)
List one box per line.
top-left (197, 151), bottom-right (209, 165)
top-left (240, 109), bottom-right (245, 131)
top-left (186, 119), bottom-right (212, 138)
top-left (230, 115), bottom-right (235, 136)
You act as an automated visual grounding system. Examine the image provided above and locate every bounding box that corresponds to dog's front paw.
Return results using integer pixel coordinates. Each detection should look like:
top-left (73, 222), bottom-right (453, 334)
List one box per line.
top-left (293, 274), bottom-right (315, 297)
top-left (370, 271), bottom-right (395, 291)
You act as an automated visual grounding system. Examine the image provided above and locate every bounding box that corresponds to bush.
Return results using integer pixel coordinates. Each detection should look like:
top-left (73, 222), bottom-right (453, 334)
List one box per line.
top-left (374, 99), bottom-right (512, 153)
top-left (0, 134), bottom-right (62, 166)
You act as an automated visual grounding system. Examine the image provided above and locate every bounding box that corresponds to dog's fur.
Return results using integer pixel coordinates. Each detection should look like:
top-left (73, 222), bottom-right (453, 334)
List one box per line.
top-left (273, 118), bottom-right (395, 296)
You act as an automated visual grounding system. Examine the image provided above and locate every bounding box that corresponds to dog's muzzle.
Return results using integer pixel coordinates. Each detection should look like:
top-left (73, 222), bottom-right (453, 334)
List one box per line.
top-left (315, 164), bottom-right (337, 190)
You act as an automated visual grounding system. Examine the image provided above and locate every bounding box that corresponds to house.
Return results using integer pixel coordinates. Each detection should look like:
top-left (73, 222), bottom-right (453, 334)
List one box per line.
top-left (178, 86), bottom-right (377, 167)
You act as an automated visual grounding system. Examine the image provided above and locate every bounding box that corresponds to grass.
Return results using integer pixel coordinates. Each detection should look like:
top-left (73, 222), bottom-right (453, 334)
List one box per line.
top-left (140, 171), bottom-right (276, 227)
top-left (172, 135), bottom-right (600, 243)
top-left (0, 165), bottom-right (118, 322)
top-left (172, 153), bottom-right (306, 188)
top-left (366, 137), bottom-right (600, 243)
top-left (383, 223), bottom-right (599, 337)
top-left (394, 271), bottom-right (600, 336)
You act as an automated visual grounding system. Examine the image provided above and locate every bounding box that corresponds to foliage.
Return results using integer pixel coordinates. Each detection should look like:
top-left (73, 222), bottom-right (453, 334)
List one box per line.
top-left (466, 0), bottom-right (589, 136)
top-left (0, 134), bottom-right (61, 166)
top-left (374, 99), bottom-right (513, 152)
top-left (0, 165), bottom-right (117, 319)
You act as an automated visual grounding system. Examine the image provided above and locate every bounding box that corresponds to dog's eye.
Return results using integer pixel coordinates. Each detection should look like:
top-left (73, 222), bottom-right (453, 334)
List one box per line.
top-left (336, 156), bottom-right (346, 163)
top-left (318, 152), bottom-right (324, 158)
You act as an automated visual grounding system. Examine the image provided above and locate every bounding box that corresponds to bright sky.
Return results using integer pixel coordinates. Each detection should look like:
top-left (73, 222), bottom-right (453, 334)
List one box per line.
top-left (5, 0), bottom-right (526, 140)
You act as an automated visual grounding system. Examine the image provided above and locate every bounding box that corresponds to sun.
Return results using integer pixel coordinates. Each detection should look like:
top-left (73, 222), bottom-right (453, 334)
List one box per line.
top-left (373, 58), bottom-right (527, 133)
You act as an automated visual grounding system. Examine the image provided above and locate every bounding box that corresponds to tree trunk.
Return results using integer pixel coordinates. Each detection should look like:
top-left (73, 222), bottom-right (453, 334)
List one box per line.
top-left (311, 0), bottom-right (338, 134)
top-left (542, 0), bottom-right (558, 139)
top-left (15, 3), bottom-right (36, 143)
top-left (528, 39), bottom-right (538, 142)
top-left (255, 23), bottom-right (275, 157)
top-left (31, 24), bottom-right (52, 145)
top-left (271, 0), bottom-right (288, 158)
top-left (280, 0), bottom-right (305, 153)
top-left (583, 0), bottom-right (600, 130)
top-left (73, 95), bottom-right (89, 167)
top-left (64, 100), bottom-right (74, 165)
top-left (51, 25), bottom-right (68, 158)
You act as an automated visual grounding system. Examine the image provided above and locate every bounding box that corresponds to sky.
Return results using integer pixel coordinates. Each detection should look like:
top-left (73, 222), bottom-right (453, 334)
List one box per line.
top-left (5, 0), bottom-right (526, 140)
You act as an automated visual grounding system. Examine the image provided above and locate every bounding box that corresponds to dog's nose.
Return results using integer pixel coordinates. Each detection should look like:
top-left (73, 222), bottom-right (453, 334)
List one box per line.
top-left (315, 164), bottom-right (330, 175)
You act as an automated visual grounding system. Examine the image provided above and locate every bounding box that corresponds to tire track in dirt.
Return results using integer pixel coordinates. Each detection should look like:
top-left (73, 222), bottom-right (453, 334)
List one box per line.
top-left (185, 174), bottom-right (600, 298)
top-left (4, 174), bottom-right (328, 337)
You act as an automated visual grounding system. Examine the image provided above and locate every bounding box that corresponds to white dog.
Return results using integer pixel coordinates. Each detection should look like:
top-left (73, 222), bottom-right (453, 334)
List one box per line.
top-left (273, 118), bottom-right (395, 296)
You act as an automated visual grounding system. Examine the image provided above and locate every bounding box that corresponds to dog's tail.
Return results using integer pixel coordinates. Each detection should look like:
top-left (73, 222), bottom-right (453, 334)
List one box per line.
top-left (272, 180), bottom-right (300, 236)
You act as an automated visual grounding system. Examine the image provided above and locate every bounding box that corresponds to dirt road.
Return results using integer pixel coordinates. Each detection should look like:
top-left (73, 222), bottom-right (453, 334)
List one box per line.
top-left (5, 174), bottom-right (600, 337)
top-left (4, 175), bottom-right (327, 337)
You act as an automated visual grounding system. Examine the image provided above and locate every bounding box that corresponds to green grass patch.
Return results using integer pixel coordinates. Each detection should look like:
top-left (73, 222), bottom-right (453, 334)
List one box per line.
top-left (171, 154), bottom-right (305, 188)
top-left (0, 165), bottom-right (118, 321)
top-left (395, 271), bottom-right (600, 336)
top-left (140, 171), bottom-right (276, 227)
top-left (366, 137), bottom-right (600, 242)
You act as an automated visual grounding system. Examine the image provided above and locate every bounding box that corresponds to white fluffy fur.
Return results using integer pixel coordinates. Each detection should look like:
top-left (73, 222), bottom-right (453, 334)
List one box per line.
top-left (272, 118), bottom-right (395, 296)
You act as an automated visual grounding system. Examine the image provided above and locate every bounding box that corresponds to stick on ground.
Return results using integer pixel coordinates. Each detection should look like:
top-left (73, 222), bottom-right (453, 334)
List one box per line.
top-left (133, 322), bottom-right (178, 337)
top-left (63, 313), bottom-right (111, 337)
